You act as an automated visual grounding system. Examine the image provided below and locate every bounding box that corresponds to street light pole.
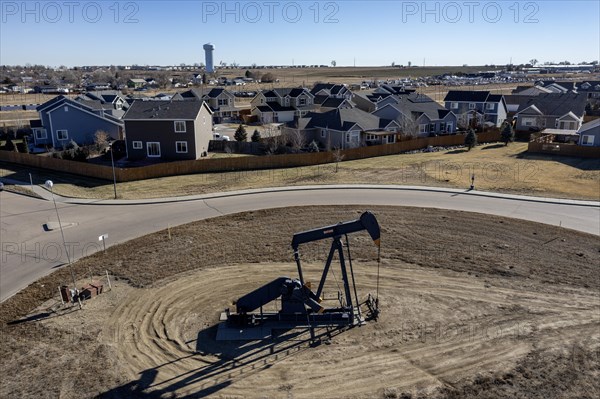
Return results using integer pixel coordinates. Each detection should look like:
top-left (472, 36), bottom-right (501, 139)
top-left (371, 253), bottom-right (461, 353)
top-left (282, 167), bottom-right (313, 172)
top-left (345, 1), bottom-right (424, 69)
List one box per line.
top-left (45, 180), bottom-right (82, 309)
top-left (109, 143), bottom-right (117, 199)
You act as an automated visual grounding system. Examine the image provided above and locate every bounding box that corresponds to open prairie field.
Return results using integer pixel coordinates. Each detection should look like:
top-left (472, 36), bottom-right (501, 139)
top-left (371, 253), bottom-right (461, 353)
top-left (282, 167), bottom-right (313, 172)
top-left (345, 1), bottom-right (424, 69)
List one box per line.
top-left (1, 206), bottom-right (598, 399)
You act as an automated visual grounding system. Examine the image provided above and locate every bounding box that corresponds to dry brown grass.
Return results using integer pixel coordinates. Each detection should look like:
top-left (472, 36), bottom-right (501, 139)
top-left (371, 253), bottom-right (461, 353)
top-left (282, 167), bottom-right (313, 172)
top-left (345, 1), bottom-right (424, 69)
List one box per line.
top-left (2, 142), bottom-right (598, 200)
top-left (0, 206), bottom-right (598, 398)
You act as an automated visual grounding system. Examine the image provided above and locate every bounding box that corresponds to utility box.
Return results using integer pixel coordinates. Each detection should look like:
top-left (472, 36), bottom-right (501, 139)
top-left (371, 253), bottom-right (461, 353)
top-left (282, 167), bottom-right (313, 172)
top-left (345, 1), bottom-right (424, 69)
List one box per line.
top-left (80, 281), bottom-right (104, 300)
top-left (60, 285), bottom-right (72, 303)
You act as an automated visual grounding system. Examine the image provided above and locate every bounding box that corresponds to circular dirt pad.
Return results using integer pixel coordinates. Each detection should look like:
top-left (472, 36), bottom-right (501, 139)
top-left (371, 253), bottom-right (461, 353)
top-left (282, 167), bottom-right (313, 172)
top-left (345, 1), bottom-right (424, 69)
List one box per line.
top-left (104, 262), bottom-right (599, 398)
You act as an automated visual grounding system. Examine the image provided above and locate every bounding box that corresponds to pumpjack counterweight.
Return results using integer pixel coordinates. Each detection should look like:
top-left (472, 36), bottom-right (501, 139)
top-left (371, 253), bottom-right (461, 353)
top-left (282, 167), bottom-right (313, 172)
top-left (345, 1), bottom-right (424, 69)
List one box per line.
top-left (217, 211), bottom-right (381, 341)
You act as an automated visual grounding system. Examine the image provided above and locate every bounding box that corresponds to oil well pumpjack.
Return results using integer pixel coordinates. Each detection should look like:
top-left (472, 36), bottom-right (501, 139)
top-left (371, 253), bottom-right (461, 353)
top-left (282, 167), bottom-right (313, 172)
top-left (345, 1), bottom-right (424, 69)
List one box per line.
top-left (217, 211), bottom-right (382, 341)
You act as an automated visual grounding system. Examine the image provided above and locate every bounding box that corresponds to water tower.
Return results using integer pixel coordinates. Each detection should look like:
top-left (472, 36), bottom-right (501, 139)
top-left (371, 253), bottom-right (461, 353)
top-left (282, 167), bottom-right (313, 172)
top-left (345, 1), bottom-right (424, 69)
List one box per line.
top-left (203, 43), bottom-right (215, 73)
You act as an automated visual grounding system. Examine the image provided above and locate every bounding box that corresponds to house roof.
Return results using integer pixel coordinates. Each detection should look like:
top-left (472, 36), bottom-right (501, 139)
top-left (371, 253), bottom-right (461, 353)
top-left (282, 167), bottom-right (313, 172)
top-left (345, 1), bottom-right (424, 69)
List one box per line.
top-left (310, 83), bottom-right (346, 96)
top-left (535, 81), bottom-right (576, 91)
top-left (313, 95), bottom-right (329, 105)
top-left (265, 101), bottom-right (295, 112)
top-left (300, 108), bottom-right (390, 132)
top-left (513, 85), bottom-right (552, 95)
top-left (444, 90), bottom-right (491, 102)
top-left (392, 93), bottom-right (452, 121)
top-left (577, 117), bottom-right (600, 133)
top-left (577, 81), bottom-right (600, 92)
top-left (205, 88), bottom-right (227, 98)
top-left (123, 100), bottom-right (209, 120)
top-left (321, 97), bottom-right (350, 108)
top-left (515, 93), bottom-right (587, 117)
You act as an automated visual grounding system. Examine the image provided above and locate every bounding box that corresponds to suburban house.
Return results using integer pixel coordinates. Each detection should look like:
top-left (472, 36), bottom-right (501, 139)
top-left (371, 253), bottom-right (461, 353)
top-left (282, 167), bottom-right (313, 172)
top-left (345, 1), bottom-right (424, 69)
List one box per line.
top-left (294, 107), bottom-right (400, 149)
top-left (352, 91), bottom-right (400, 113)
top-left (122, 100), bottom-right (213, 161)
top-left (512, 86), bottom-right (553, 96)
top-left (250, 88), bottom-right (315, 123)
top-left (310, 83), bottom-right (353, 100)
top-left (31, 96), bottom-right (124, 149)
top-left (514, 93), bottom-right (587, 132)
top-left (127, 79), bottom-right (148, 89)
top-left (177, 88), bottom-right (239, 122)
top-left (577, 118), bottom-right (600, 147)
top-left (577, 81), bottom-right (600, 99)
top-left (85, 82), bottom-right (112, 91)
top-left (444, 91), bottom-right (508, 128)
top-left (76, 90), bottom-right (129, 118)
top-left (534, 81), bottom-right (577, 93)
top-left (315, 97), bottom-right (355, 111)
top-left (372, 93), bottom-right (457, 137)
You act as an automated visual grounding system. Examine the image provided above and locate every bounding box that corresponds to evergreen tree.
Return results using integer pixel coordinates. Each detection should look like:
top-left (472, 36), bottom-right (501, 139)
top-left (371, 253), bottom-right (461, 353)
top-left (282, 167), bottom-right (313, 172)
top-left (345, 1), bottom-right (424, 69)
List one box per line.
top-left (465, 129), bottom-right (478, 151)
top-left (500, 122), bottom-right (515, 146)
top-left (251, 129), bottom-right (261, 142)
top-left (234, 124), bottom-right (247, 142)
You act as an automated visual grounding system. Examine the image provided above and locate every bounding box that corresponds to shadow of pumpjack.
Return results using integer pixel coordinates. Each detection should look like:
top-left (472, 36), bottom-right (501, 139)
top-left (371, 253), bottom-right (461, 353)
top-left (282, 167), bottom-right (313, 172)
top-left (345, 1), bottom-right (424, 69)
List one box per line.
top-left (100, 323), bottom-right (347, 398)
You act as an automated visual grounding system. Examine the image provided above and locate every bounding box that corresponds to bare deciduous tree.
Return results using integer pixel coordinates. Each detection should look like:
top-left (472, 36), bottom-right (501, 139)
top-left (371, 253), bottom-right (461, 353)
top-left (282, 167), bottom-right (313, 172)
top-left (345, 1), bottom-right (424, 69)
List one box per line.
top-left (287, 129), bottom-right (306, 152)
top-left (332, 147), bottom-right (345, 173)
top-left (398, 112), bottom-right (419, 138)
top-left (94, 130), bottom-right (110, 154)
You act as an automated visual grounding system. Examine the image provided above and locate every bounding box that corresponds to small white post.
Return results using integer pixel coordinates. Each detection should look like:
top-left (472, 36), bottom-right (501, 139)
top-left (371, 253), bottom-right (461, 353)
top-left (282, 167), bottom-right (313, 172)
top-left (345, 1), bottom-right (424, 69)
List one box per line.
top-left (106, 270), bottom-right (112, 290)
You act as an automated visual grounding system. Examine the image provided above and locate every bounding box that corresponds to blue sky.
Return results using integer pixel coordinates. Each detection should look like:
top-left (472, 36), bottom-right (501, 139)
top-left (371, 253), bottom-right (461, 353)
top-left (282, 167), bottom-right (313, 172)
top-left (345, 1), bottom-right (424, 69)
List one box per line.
top-left (1, 0), bottom-right (598, 67)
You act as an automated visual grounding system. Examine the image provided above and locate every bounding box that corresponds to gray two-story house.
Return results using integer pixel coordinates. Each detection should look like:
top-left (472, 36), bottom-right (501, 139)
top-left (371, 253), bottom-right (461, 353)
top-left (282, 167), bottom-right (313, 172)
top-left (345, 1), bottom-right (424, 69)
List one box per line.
top-left (444, 91), bottom-right (507, 129)
top-left (177, 88), bottom-right (239, 122)
top-left (251, 88), bottom-right (315, 123)
top-left (31, 96), bottom-right (124, 149)
top-left (373, 94), bottom-right (457, 137)
top-left (123, 101), bottom-right (213, 161)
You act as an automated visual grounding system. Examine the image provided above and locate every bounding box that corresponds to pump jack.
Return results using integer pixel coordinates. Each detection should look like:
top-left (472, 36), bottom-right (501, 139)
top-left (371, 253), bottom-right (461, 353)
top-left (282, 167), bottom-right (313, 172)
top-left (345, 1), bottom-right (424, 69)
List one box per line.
top-left (217, 211), bottom-right (381, 341)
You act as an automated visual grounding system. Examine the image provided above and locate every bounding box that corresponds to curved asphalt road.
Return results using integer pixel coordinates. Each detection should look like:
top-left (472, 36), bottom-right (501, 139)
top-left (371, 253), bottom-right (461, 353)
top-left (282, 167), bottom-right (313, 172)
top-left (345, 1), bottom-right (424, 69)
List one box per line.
top-left (1, 185), bottom-right (598, 302)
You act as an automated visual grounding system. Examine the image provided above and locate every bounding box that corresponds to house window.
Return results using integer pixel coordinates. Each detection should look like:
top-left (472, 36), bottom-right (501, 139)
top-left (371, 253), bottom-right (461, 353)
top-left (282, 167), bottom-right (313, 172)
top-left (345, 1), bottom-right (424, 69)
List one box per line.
top-left (147, 142), bottom-right (161, 157)
top-left (35, 129), bottom-right (47, 139)
top-left (486, 103), bottom-right (494, 110)
top-left (581, 135), bottom-right (595, 146)
top-left (174, 121), bottom-right (186, 133)
top-left (521, 117), bottom-right (536, 127)
top-left (299, 98), bottom-right (306, 106)
top-left (57, 130), bottom-right (68, 140)
top-left (439, 122), bottom-right (446, 133)
top-left (446, 122), bottom-right (453, 132)
top-left (175, 141), bottom-right (188, 153)
top-left (132, 141), bottom-right (142, 149)
top-left (429, 123), bottom-right (436, 133)
top-left (365, 134), bottom-right (377, 141)
top-left (469, 103), bottom-right (476, 110)
top-left (451, 102), bottom-right (458, 109)
top-left (386, 135), bottom-right (396, 144)
top-left (419, 124), bottom-right (428, 134)
top-left (321, 129), bottom-right (326, 138)
top-left (218, 99), bottom-right (228, 106)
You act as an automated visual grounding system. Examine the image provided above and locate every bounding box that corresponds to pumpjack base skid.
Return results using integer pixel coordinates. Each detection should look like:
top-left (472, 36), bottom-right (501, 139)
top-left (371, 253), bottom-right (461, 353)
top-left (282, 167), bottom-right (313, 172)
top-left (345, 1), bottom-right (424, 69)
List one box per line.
top-left (216, 309), bottom-right (363, 341)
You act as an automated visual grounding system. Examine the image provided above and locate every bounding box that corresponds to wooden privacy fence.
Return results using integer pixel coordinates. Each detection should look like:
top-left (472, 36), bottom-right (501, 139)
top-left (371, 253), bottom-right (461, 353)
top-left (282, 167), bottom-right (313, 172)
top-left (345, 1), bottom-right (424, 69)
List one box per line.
top-left (528, 141), bottom-right (600, 159)
top-left (1, 131), bottom-right (501, 182)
